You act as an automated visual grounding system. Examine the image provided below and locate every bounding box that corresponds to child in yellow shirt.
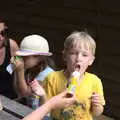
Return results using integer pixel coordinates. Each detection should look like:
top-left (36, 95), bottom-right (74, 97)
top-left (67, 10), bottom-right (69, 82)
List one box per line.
top-left (44, 31), bottom-right (105, 120)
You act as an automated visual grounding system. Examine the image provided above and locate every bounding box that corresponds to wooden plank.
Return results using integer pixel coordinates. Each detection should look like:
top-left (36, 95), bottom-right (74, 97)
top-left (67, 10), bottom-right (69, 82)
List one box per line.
top-left (94, 115), bottom-right (115, 120)
top-left (0, 110), bottom-right (20, 120)
top-left (0, 95), bottom-right (33, 119)
top-left (0, 96), bottom-right (115, 120)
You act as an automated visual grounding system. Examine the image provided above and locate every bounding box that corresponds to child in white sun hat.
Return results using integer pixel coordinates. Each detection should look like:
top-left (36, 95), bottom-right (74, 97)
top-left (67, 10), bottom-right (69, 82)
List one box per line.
top-left (12, 35), bottom-right (55, 113)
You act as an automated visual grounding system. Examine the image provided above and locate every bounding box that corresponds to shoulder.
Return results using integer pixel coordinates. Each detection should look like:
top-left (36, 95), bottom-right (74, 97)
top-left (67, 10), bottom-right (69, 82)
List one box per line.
top-left (47, 70), bottom-right (64, 78)
top-left (85, 72), bottom-right (104, 92)
top-left (36, 66), bottom-right (55, 81)
top-left (10, 39), bottom-right (18, 47)
top-left (44, 66), bottom-right (54, 73)
top-left (44, 70), bottom-right (64, 83)
top-left (10, 39), bottom-right (19, 56)
top-left (85, 72), bottom-right (102, 83)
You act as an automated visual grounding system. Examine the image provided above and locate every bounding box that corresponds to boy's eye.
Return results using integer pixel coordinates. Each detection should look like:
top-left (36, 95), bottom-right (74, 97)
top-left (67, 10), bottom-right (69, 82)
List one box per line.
top-left (82, 53), bottom-right (88, 57)
top-left (69, 51), bottom-right (76, 55)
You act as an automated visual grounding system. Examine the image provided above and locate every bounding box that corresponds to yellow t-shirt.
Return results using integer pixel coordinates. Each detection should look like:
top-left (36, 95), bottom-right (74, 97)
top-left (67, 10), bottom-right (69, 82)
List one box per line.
top-left (44, 70), bottom-right (105, 120)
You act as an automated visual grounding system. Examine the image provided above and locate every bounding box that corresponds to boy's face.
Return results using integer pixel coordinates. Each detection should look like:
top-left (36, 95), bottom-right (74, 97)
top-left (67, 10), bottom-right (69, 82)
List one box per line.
top-left (64, 43), bottom-right (94, 75)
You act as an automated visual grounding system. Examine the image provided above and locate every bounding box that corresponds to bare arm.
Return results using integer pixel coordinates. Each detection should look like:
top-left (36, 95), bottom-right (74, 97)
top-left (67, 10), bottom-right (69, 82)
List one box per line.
top-left (10, 39), bottom-right (31, 97)
top-left (13, 60), bottom-right (45, 98)
top-left (9, 39), bottom-right (21, 96)
top-left (23, 91), bottom-right (76, 120)
top-left (14, 67), bottom-right (32, 97)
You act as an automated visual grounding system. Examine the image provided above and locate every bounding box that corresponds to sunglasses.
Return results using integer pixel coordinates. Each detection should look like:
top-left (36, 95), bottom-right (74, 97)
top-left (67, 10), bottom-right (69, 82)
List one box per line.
top-left (0, 27), bottom-right (8, 36)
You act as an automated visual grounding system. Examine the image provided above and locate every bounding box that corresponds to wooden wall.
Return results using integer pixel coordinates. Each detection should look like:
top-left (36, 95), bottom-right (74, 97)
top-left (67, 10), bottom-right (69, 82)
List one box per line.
top-left (0, 0), bottom-right (120, 119)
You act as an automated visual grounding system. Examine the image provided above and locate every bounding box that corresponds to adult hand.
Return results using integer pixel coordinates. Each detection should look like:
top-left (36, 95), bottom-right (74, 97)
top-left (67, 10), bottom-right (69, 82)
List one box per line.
top-left (47, 91), bottom-right (76, 110)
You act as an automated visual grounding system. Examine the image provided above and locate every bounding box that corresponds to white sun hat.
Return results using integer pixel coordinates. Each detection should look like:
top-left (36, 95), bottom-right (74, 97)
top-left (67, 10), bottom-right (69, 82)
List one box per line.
top-left (16, 34), bottom-right (52, 56)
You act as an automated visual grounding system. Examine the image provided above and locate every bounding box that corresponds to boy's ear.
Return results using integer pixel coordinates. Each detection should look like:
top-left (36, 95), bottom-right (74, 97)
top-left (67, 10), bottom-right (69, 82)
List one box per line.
top-left (63, 53), bottom-right (66, 61)
top-left (62, 50), bottom-right (67, 61)
top-left (88, 56), bottom-right (95, 66)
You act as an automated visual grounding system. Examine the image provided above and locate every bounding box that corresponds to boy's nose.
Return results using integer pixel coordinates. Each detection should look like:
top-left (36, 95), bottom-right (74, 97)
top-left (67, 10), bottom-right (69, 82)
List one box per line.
top-left (76, 53), bottom-right (82, 61)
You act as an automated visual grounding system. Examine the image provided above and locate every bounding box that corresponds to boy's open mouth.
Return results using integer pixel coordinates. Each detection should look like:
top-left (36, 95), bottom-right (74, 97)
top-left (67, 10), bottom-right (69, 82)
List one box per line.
top-left (74, 64), bottom-right (80, 71)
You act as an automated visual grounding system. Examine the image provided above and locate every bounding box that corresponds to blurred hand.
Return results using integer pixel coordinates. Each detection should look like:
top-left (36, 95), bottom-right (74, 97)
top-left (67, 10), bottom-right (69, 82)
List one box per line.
top-left (29, 79), bottom-right (45, 96)
top-left (10, 56), bottom-right (24, 72)
top-left (91, 92), bottom-right (104, 108)
top-left (90, 92), bottom-right (105, 116)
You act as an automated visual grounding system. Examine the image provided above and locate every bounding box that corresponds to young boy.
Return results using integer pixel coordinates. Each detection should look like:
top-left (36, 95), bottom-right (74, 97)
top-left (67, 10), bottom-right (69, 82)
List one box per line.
top-left (44, 31), bottom-right (105, 120)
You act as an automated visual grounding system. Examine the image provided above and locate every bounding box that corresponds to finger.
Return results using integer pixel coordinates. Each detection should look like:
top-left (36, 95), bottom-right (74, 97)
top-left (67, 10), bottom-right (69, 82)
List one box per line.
top-left (10, 57), bottom-right (14, 63)
top-left (30, 82), bottom-right (38, 87)
top-left (11, 57), bottom-right (16, 64)
top-left (58, 90), bottom-right (68, 97)
top-left (92, 94), bottom-right (99, 97)
top-left (65, 97), bottom-right (76, 106)
top-left (29, 80), bottom-right (38, 85)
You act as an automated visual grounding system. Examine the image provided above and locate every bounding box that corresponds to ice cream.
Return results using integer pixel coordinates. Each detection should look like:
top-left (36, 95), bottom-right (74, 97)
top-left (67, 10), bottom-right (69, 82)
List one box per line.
top-left (67, 71), bottom-right (80, 95)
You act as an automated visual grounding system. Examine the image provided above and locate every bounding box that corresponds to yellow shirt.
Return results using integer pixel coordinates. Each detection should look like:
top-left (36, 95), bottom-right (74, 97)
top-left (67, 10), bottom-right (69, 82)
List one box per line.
top-left (44, 70), bottom-right (105, 120)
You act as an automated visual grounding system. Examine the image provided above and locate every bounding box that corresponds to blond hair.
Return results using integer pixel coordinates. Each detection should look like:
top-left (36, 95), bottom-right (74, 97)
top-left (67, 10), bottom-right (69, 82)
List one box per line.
top-left (63, 31), bottom-right (96, 56)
